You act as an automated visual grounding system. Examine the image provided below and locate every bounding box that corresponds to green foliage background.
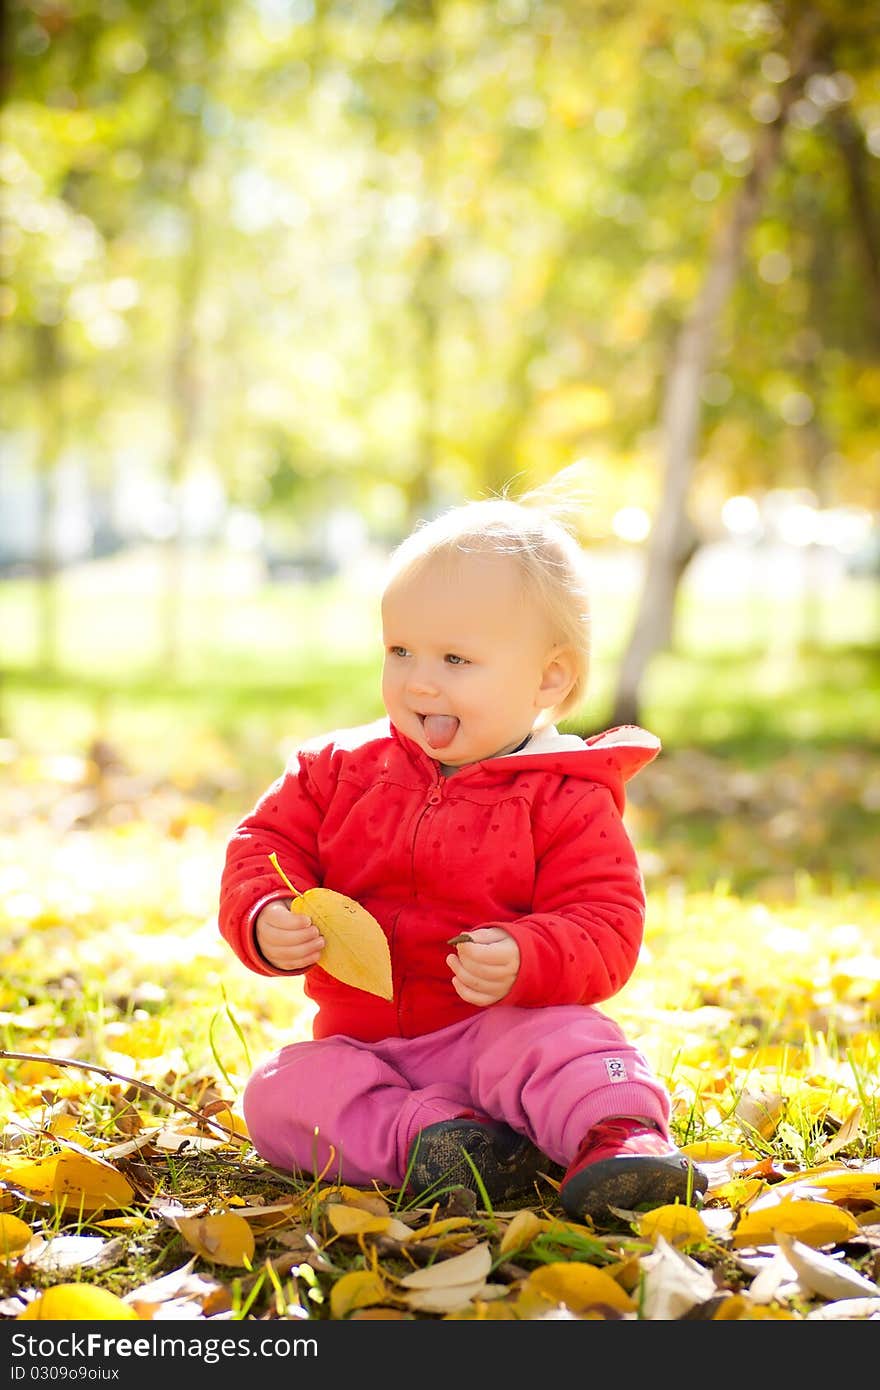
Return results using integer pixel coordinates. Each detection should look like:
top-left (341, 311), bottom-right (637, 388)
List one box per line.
top-left (4, 0), bottom-right (880, 537)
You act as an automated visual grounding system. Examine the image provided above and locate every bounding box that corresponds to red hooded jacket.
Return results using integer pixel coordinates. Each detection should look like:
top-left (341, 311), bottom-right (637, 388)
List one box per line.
top-left (218, 718), bottom-right (660, 1042)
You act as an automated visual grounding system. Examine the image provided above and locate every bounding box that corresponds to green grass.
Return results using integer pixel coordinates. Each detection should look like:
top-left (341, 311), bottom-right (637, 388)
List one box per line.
top-left (1, 557), bottom-right (879, 1319)
top-left (1, 556), bottom-right (878, 786)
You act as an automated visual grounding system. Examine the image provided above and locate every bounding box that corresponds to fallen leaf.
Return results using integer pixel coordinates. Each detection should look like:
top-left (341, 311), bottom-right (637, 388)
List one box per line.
top-left (748, 1248), bottom-right (800, 1303)
top-left (0, 1214), bottom-right (33, 1260)
top-left (123, 1258), bottom-right (225, 1313)
top-left (330, 1269), bottom-right (390, 1318)
top-left (735, 1089), bottom-right (786, 1140)
top-left (175, 1212), bottom-right (256, 1267)
top-left (517, 1262), bottom-right (635, 1316)
top-left (775, 1165), bottom-right (880, 1202)
top-left (22, 1234), bottom-right (125, 1273)
top-left (403, 1215), bottom-right (474, 1243)
top-left (18, 1285), bottom-right (142, 1320)
top-left (713, 1295), bottom-right (797, 1319)
top-left (201, 1107), bottom-right (250, 1142)
top-left (636, 1205), bottom-right (709, 1247)
top-left (806, 1297), bottom-right (880, 1320)
top-left (499, 1209), bottom-right (545, 1255)
top-left (638, 1236), bottom-right (718, 1319)
top-left (233, 1200), bottom-right (303, 1231)
top-left (397, 1241), bottom-right (492, 1289)
top-left (0, 1152), bottom-right (134, 1213)
top-left (679, 1139), bottom-right (755, 1162)
top-left (446, 1298), bottom-right (519, 1320)
top-left (326, 1204), bottom-right (390, 1237)
top-left (774, 1230), bottom-right (880, 1301)
top-left (816, 1106), bottom-right (863, 1159)
top-left (403, 1280), bottom-right (490, 1313)
top-left (733, 1198), bottom-right (860, 1249)
top-left (152, 1126), bottom-right (229, 1154)
top-left (270, 854), bottom-right (393, 998)
top-left (322, 1186), bottom-right (390, 1217)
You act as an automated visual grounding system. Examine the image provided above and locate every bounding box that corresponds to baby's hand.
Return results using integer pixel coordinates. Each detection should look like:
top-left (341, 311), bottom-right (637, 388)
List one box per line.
top-left (255, 899), bottom-right (325, 971)
top-left (446, 927), bottom-right (520, 1007)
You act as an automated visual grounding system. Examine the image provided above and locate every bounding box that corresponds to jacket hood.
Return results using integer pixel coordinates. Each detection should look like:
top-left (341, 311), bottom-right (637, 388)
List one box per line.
top-left (388, 718), bottom-right (660, 807)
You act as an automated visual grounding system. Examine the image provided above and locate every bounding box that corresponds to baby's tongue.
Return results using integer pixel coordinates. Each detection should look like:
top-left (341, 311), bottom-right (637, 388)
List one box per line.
top-left (422, 714), bottom-right (460, 749)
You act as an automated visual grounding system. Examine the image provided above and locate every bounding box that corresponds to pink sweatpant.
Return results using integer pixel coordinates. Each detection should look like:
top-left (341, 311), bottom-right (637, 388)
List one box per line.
top-left (242, 1004), bottom-right (671, 1187)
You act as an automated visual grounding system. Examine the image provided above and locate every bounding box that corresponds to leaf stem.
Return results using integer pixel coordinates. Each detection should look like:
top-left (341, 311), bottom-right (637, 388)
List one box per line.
top-left (269, 851), bottom-right (301, 897)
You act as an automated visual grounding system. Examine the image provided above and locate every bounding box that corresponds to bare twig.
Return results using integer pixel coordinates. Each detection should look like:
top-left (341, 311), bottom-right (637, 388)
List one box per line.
top-left (0, 1048), bottom-right (243, 1143)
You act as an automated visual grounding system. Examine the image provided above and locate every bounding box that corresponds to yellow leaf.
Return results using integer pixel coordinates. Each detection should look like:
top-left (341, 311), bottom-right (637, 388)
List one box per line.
top-left (322, 1185), bottom-right (390, 1216)
top-left (18, 1285), bottom-right (142, 1320)
top-left (326, 1204), bottom-right (391, 1237)
top-left (52, 1153), bottom-right (135, 1213)
top-left (518, 1262), bottom-right (635, 1316)
top-left (735, 1089), bottom-right (786, 1140)
top-left (0, 1154), bottom-right (58, 1196)
top-left (203, 1107), bottom-right (250, 1142)
top-left (710, 1177), bottom-right (767, 1209)
top-left (0, 1214), bottom-right (33, 1259)
top-left (817, 1107), bottom-right (863, 1159)
top-left (175, 1212), bottom-right (256, 1267)
top-left (713, 1295), bottom-right (796, 1320)
top-left (46, 1114), bottom-right (79, 1140)
top-left (775, 1165), bottom-right (880, 1202)
top-left (330, 1270), bottom-right (390, 1318)
top-left (1, 1153), bottom-right (134, 1213)
top-left (636, 1205), bottom-right (709, 1246)
top-left (447, 1299), bottom-right (519, 1320)
top-left (270, 855), bottom-right (393, 999)
top-left (95, 1216), bottom-right (155, 1232)
top-left (499, 1209), bottom-right (545, 1255)
top-left (733, 1198), bottom-right (860, 1249)
top-left (679, 1140), bottom-right (754, 1162)
top-left (405, 1215), bottom-right (475, 1243)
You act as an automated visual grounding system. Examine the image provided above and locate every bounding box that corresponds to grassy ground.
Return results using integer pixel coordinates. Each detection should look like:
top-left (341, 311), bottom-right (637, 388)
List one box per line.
top-left (1, 559), bottom-right (879, 1321)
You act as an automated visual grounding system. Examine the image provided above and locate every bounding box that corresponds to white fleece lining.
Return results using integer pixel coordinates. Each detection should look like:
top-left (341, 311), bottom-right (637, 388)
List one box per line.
top-left (505, 724), bottom-right (587, 757)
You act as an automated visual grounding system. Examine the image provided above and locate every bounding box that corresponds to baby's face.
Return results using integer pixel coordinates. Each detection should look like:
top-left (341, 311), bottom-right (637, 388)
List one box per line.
top-left (381, 551), bottom-right (565, 769)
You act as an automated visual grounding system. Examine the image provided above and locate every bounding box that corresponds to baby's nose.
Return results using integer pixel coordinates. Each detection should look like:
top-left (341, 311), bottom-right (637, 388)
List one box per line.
top-left (406, 667), bottom-right (441, 696)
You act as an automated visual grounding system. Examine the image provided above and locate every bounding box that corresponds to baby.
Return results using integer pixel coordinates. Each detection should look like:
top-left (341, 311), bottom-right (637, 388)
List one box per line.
top-left (219, 481), bottom-right (707, 1222)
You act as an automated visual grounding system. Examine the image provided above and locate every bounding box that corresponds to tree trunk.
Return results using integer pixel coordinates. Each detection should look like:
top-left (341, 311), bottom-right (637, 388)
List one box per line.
top-left (608, 12), bottom-right (825, 729)
top-left (160, 108), bottom-right (206, 675)
top-left (831, 107), bottom-right (880, 344)
top-left (831, 104), bottom-right (880, 636)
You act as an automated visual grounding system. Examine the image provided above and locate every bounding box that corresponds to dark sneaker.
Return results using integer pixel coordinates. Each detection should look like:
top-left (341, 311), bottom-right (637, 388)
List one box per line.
top-left (560, 1118), bottom-right (708, 1224)
top-left (407, 1116), bottom-right (544, 1205)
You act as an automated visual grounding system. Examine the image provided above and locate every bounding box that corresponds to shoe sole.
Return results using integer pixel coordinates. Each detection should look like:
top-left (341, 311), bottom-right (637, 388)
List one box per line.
top-left (561, 1155), bottom-right (708, 1223)
top-left (408, 1122), bottom-right (545, 1205)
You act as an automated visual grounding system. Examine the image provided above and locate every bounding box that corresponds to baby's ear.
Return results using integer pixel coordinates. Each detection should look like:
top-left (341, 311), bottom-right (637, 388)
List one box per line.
top-left (537, 645), bottom-right (578, 709)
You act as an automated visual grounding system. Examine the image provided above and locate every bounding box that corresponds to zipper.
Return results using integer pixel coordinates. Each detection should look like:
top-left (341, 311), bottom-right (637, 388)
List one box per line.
top-left (410, 770), bottom-right (444, 893)
top-left (398, 772), bottom-right (444, 1033)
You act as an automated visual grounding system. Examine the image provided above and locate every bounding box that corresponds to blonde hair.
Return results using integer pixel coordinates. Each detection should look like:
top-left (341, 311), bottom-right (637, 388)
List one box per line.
top-left (384, 468), bottom-right (592, 722)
